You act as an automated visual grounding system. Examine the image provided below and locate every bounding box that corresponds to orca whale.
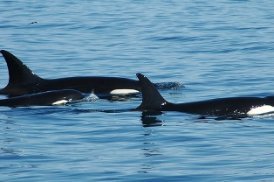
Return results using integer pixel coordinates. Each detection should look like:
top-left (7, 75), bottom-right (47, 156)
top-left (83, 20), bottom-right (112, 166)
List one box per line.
top-left (0, 50), bottom-right (143, 97)
top-left (0, 89), bottom-right (84, 107)
top-left (136, 73), bottom-right (274, 118)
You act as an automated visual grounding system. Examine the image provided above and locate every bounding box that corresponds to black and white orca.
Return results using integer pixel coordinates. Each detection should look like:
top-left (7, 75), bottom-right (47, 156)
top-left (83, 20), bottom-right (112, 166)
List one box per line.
top-left (136, 73), bottom-right (274, 118)
top-left (0, 50), bottom-right (143, 98)
top-left (0, 89), bottom-right (84, 107)
top-left (0, 50), bottom-right (182, 98)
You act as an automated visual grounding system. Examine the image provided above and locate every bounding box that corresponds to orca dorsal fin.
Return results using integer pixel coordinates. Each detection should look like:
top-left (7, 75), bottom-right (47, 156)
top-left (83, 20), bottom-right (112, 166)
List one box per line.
top-left (1, 50), bottom-right (42, 86)
top-left (136, 73), bottom-right (167, 110)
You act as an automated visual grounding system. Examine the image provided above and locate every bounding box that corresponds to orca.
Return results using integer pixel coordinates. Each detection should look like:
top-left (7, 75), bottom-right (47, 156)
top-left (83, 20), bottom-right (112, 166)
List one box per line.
top-left (0, 50), bottom-right (143, 97)
top-left (0, 89), bottom-right (84, 107)
top-left (136, 73), bottom-right (274, 118)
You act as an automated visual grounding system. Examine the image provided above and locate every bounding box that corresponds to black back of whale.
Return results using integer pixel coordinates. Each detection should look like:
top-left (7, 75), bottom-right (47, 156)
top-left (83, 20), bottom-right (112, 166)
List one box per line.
top-left (0, 50), bottom-right (141, 97)
top-left (0, 89), bottom-right (84, 107)
top-left (136, 73), bottom-right (274, 118)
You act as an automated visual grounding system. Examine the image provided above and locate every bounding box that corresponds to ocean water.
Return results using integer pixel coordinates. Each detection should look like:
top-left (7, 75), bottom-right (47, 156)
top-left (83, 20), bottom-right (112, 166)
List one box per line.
top-left (1, 0), bottom-right (274, 181)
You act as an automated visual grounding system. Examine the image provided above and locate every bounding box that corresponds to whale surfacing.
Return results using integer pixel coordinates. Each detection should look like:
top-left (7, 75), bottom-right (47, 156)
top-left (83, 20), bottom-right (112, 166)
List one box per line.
top-left (0, 50), bottom-right (182, 99)
top-left (0, 50), bottom-right (141, 97)
top-left (136, 73), bottom-right (274, 119)
top-left (0, 89), bottom-right (84, 107)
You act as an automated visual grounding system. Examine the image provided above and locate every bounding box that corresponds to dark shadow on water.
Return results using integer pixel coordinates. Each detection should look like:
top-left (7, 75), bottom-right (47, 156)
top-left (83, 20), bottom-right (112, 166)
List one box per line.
top-left (141, 111), bottom-right (164, 127)
top-left (62, 106), bottom-right (166, 127)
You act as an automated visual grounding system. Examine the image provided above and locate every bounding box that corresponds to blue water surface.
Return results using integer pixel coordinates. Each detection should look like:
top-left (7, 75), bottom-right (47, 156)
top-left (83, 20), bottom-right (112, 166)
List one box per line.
top-left (1, 0), bottom-right (274, 181)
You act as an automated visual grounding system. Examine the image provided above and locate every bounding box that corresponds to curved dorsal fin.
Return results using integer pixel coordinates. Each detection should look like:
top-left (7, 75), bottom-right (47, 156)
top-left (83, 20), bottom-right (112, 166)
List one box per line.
top-left (136, 73), bottom-right (167, 110)
top-left (0, 50), bottom-right (42, 86)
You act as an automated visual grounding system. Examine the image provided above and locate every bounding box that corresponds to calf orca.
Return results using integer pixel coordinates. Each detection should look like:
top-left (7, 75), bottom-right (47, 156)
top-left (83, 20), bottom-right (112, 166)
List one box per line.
top-left (0, 89), bottom-right (84, 107)
top-left (0, 50), bottom-right (143, 97)
top-left (136, 73), bottom-right (274, 118)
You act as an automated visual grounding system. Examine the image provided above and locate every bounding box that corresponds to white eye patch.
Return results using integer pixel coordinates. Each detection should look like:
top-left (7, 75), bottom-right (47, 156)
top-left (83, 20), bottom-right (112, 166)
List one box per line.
top-left (52, 100), bottom-right (68, 105)
top-left (110, 89), bottom-right (139, 95)
top-left (247, 105), bottom-right (274, 116)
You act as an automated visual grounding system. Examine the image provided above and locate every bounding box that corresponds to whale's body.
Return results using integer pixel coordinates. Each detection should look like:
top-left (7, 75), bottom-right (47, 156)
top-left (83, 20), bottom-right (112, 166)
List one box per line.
top-left (0, 50), bottom-right (142, 98)
top-left (137, 73), bottom-right (274, 118)
top-left (0, 89), bottom-right (84, 107)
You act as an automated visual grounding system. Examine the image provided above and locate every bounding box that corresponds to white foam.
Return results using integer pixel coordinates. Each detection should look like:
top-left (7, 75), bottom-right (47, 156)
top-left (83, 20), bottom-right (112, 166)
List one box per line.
top-left (52, 100), bottom-right (68, 105)
top-left (110, 89), bottom-right (139, 95)
top-left (247, 105), bottom-right (274, 116)
top-left (87, 92), bottom-right (99, 99)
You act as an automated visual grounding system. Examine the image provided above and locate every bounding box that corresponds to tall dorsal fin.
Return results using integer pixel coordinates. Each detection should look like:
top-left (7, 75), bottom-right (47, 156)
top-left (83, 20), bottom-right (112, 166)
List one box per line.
top-left (136, 73), bottom-right (167, 110)
top-left (0, 50), bottom-right (42, 86)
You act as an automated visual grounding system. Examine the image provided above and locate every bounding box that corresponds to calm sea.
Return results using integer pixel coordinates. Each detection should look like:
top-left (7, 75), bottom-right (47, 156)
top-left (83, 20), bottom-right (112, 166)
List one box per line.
top-left (1, 0), bottom-right (274, 181)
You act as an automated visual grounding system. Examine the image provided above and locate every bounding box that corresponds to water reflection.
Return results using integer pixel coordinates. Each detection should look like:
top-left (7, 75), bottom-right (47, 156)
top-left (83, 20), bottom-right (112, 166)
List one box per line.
top-left (138, 126), bottom-right (163, 175)
top-left (141, 111), bottom-right (164, 127)
top-left (0, 118), bottom-right (22, 165)
top-left (70, 107), bottom-right (166, 127)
